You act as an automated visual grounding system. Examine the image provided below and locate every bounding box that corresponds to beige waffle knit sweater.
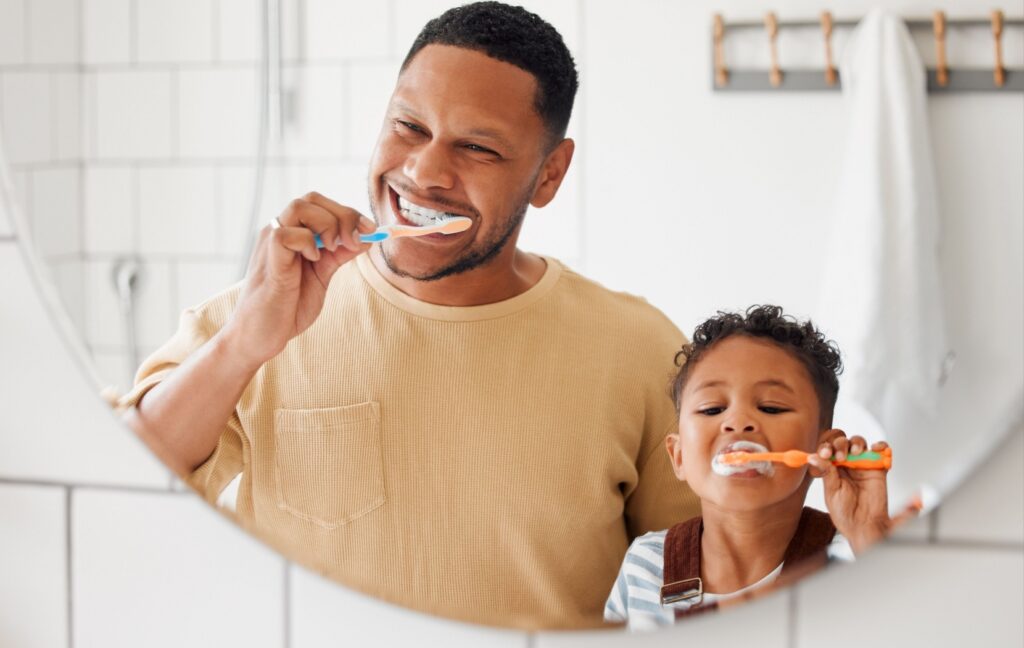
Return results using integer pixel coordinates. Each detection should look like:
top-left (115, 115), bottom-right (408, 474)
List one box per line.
top-left (125, 254), bottom-right (699, 630)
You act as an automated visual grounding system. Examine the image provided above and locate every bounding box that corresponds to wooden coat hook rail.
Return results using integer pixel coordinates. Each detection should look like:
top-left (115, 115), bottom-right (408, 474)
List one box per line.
top-left (712, 11), bottom-right (1024, 92)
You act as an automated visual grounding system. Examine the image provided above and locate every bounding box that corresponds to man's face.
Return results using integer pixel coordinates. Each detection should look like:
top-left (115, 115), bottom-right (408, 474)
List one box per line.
top-left (367, 44), bottom-right (551, 281)
top-left (667, 336), bottom-right (826, 513)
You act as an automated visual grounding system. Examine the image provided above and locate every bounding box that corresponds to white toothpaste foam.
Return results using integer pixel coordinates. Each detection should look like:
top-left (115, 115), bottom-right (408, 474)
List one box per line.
top-left (711, 440), bottom-right (775, 477)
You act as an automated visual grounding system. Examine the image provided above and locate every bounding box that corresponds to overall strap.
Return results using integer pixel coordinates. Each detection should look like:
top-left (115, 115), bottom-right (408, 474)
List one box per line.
top-left (660, 507), bottom-right (837, 620)
top-left (660, 516), bottom-right (718, 617)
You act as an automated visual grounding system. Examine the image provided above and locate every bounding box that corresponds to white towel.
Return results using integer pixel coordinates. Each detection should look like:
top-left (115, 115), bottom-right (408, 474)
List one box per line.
top-left (818, 10), bottom-right (954, 500)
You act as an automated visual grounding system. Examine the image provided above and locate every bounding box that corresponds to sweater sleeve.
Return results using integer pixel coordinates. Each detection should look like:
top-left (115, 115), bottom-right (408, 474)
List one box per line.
top-left (625, 424), bottom-right (700, 538)
top-left (623, 316), bottom-right (701, 537)
top-left (113, 307), bottom-right (213, 412)
top-left (114, 301), bottom-right (246, 502)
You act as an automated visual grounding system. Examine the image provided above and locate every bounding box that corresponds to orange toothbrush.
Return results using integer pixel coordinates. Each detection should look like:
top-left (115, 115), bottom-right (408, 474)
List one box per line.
top-left (718, 447), bottom-right (892, 470)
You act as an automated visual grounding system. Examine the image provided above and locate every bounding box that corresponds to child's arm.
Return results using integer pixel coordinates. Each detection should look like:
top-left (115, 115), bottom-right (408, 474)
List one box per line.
top-left (808, 435), bottom-right (892, 555)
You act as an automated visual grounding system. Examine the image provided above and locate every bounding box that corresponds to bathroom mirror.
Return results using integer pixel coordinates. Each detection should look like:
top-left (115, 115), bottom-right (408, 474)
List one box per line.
top-left (1, 0), bottom-right (1021, 634)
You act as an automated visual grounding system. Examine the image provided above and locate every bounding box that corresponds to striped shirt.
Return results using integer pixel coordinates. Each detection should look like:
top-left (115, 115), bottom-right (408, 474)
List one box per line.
top-left (604, 528), bottom-right (854, 631)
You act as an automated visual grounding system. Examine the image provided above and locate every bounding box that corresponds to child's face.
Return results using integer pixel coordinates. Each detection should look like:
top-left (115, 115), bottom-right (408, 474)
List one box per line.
top-left (666, 335), bottom-right (828, 512)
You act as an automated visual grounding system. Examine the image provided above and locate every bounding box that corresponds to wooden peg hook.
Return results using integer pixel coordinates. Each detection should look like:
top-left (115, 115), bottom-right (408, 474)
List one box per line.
top-left (933, 11), bottom-right (948, 87)
top-left (765, 12), bottom-right (782, 87)
top-left (713, 14), bottom-right (728, 86)
top-left (821, 11), bottom-right (836, 86)
top-left (992, 10), bottom-right (1006, 87)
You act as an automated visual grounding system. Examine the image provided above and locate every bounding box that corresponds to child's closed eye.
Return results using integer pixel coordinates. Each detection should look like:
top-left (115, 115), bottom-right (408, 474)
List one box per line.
top-left (758, 405), bottom-right (790, 414)
top-left (697, 407), bottom-right (725, 416)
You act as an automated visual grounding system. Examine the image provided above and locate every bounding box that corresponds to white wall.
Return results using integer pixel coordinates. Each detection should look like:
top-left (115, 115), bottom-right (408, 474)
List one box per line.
top-left (1, 0), bottom-right (1022, 646)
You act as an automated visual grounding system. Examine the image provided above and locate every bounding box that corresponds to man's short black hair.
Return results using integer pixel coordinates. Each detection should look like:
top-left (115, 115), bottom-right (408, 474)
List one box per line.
top-left (671, 305), bottom-right (844, 428)
top-left (402, 1), bottom-right (579, 145)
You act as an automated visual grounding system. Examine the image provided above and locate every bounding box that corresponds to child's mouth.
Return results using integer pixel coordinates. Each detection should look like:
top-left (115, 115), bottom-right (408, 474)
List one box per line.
top-left (711, 441), bottom-right (775, 477)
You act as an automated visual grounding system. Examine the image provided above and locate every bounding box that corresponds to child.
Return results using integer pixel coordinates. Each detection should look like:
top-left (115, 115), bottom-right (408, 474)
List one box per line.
top-left (604, 305), bottom-right (892, 631)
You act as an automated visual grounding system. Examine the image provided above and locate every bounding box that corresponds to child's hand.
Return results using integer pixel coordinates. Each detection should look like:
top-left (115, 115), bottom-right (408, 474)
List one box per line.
top-left (810, 429), bottom-right (870, 470)
top-left (807, 432), bottom-right (891, 555)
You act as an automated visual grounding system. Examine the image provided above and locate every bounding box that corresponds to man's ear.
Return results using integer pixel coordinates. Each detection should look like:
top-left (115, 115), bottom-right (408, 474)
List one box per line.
top-left (529, 138), bottom-right (574, 208)
top-left (665, 433), bottom-right (687, 481)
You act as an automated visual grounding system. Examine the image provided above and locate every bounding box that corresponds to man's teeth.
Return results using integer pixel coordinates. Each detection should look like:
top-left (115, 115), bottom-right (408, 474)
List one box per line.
top-left (397, 196), bottom-right (455, 225)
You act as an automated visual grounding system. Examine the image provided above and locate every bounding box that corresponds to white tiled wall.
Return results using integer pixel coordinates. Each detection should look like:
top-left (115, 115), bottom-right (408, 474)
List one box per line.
top-left (27, 0), bottom-right (79, 65)
top-left (28, 166), bottom-right (80, 258)
top-left (177, 67), bottom-right (259, 158)
top-left (217, 0), bottom-right (260, 62)
top-left (54, 73), bottom-right (83, 161)
top-left (83, 166), bottom-right (134, 254)
top-left (280, 64), bottom-right (348, 158)
top-left (798, 546), bottom-right (1023, 647)
top-left (88, 70), bottom-right (174, 159)
top-left (936, 427), bottom-right (1024, 544)
top-left (136, 0), bottom-right (214, 63)
top-left (1, 72), bottom-right (54, 164)
top-left (0, 483), bottom-right (67, 648)
top-left (346, 60), bottom-right (399, 159)
top-left (73, 489), bottom-right (285, 648)
top-left (1, 0), bottom-right (1022, 646)
top-left (0, 0), bottom-right (27, 66)
top-left (288, 565), bottom-right (529, 648)
top-left (219, 161), bottom-right (307, 256)
top-left (303, 0), bottom-right (391, 61)
top-left (137, 166), bottom-right (219, 255)
top-left (82, 0), bottom-right (132, 65)
top-left (0, 192), bottom-right (10, 236)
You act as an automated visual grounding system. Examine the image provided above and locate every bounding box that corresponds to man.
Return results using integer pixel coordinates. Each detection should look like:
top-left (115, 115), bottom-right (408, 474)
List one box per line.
top-left (122, 2), bottom-right (698, 630)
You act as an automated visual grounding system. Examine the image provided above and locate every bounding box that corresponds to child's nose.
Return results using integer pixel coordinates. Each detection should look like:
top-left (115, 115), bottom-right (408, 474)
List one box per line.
top-left (723, 423), bottom-right (756, 433)
top-left (722, 414), bottom-right (758, 434)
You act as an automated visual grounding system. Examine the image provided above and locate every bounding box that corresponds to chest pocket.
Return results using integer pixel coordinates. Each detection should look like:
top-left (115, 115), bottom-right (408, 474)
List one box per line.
top-left (273, 402), bottom-right (385, 528)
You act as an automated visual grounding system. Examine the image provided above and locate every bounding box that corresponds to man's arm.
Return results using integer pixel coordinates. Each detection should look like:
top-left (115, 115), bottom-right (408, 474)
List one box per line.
top-left (124, 325), bottom-right (262, 475)
top-left (624, 313), bottom-right (701, 536)
top-left (626, 434), bottom-right (701, 537)
top-left (124, 192), bottom-right (375, 475)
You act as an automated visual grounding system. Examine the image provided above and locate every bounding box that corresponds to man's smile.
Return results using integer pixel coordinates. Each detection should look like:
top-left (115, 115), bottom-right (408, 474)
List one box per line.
top-left (397, 195), bottom-right (459, 225)
top-left (384, 184), bottom-right (476, 243)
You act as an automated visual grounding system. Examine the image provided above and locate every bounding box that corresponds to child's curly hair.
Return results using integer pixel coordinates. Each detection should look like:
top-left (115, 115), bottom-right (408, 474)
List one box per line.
top-left (671, 305), bottom-right (844, 428)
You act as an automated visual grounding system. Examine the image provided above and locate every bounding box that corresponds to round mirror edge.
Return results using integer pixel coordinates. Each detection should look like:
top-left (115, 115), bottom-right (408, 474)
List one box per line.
top-left (0, 139), bottom-right (1016, 636)
top-left (0, 148), bottom-right (108, 394)
top-left (932, 396), bottom-right (1024, 501)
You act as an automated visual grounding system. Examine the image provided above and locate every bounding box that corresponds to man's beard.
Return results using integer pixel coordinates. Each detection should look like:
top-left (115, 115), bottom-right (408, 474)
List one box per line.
top-left (368, 182), bottom-right (533, 283)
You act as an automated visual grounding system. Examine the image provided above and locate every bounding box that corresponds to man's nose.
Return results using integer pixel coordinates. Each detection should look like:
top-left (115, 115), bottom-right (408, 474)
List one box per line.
top-left (403, 141), bottom-right (455, 190)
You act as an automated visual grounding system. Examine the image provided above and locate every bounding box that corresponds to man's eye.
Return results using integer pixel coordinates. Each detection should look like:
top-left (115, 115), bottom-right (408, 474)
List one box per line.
top-left (396, 120), bottom-right (424, 134)
top-left (698, 407), bottom-right (724, 416)
top-left (464, 143), bottom-right (499, 156)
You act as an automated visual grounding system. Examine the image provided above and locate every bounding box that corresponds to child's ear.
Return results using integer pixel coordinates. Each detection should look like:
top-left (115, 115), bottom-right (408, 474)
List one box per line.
top-left (665, 434), bottom-right (687, 481)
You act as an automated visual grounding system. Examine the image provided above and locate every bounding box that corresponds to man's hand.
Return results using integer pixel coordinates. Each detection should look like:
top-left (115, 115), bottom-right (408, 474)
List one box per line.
top-left (224, 192), bottom-right (376, 369)
top-left (127, 193), bottom-right (376, 474)
top-left (808, 431), bottom-right (892, 555)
